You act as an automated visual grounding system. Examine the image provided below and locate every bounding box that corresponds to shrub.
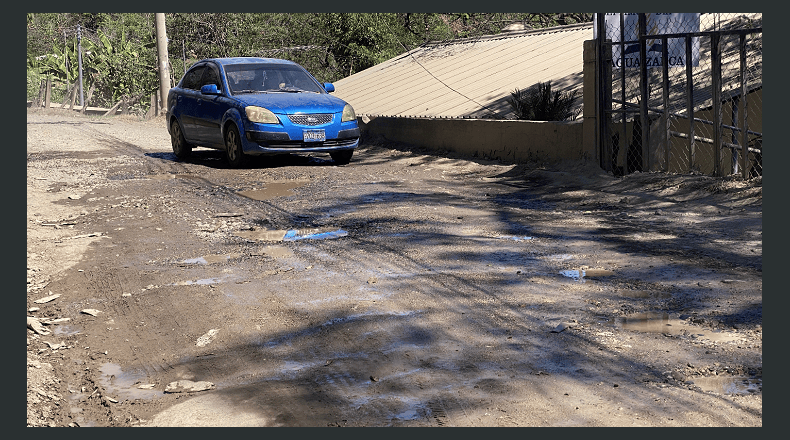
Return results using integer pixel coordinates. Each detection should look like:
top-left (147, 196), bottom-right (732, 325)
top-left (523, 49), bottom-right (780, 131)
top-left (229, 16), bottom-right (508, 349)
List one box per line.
top-left (27, 69), bottom-right (71, 103)
top-left (507, 81), bottom-right (579, 121)
top-left (27, 69), bottom-right (42, 101)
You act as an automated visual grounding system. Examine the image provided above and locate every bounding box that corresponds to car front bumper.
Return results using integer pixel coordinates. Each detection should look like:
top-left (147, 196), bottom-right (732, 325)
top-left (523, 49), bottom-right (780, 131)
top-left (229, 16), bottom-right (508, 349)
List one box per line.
top-left (242, 127), bottom-right (360, 155)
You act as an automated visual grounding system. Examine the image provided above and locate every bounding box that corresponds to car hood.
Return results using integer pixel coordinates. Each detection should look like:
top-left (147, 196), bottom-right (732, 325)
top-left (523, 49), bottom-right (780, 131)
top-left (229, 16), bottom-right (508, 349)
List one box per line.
top-left (234, 92), bottom-right (348, 114)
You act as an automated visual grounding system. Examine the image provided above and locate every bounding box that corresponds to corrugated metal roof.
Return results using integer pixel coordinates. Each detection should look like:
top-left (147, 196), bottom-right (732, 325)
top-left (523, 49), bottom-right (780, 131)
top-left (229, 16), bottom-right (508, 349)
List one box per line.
top-left (334, 14), bottom-right (761, 121)
top-left (333, 23), bottom-right (592, 119)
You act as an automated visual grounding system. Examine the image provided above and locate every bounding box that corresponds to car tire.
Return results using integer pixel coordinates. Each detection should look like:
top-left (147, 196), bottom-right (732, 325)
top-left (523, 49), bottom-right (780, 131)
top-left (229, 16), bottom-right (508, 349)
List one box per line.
top-left (225, 124), bottom-right (245, 168)
top-left (170, 119), bottom-right (192, 160)
top-left (330, 150), bottom-right (353, 165)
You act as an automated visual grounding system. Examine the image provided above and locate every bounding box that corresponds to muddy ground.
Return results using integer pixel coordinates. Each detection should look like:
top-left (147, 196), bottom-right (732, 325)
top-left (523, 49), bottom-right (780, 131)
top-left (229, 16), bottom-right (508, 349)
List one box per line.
top-left (26, 107), bottom-right (762, 427)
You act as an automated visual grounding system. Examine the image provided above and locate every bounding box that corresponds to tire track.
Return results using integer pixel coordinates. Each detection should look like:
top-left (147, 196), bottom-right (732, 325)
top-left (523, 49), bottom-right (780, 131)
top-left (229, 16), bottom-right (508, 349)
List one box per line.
top-left (73, 122), bottom-right (193, 177)
top-left (78, 266), bottom-right (175, 378)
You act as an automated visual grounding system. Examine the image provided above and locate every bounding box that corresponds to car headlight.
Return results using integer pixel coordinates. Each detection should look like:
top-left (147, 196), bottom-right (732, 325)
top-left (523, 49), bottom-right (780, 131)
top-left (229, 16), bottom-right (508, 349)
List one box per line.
top-left (245, 106), bottom-right (280, 124)
top-left (341, 104), bottom-right (356, 122)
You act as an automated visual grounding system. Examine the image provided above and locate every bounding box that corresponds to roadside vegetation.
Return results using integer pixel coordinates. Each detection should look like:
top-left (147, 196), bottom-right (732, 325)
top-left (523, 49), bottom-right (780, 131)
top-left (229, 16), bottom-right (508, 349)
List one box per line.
top-left (27, 13), bottom-right (593, 113)
top-left (507, 81), bottom-right (581, 121)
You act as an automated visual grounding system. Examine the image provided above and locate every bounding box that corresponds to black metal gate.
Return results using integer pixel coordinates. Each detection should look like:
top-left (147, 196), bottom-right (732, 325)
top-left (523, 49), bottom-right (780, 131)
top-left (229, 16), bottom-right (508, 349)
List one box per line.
top-left (595, 13), bottom-right (762, 178)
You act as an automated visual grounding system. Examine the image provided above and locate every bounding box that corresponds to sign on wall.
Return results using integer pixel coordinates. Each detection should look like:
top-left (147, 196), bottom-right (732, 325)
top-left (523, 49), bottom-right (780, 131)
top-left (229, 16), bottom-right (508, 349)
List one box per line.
top-left (594, 13), bottom-right (700, 69)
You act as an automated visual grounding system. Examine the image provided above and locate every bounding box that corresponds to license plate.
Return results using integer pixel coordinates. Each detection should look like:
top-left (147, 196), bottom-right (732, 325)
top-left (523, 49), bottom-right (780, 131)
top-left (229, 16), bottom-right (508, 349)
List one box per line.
top-left (303, 129), bottom-right (326, 142)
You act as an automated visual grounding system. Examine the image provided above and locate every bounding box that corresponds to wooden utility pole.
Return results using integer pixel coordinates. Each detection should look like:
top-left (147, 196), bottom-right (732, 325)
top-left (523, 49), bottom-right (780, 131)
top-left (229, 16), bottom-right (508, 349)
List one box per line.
top-left (155, 13), bottom-right (171, 115)
top-left (77, 25), bottom-right (84, 107)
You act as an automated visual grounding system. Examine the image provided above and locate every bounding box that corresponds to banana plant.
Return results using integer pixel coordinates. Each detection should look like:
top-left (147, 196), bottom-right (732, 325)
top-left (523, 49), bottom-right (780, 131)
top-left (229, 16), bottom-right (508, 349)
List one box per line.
top-left (90, 29), bottom-right (157, 102)
top-left (29, 35), bottom-right (98, 83)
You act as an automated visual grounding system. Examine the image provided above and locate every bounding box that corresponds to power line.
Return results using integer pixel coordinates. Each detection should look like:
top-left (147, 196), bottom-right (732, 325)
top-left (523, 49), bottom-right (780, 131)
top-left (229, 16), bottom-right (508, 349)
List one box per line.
top-left (397, 41), bottom-right (500, 118)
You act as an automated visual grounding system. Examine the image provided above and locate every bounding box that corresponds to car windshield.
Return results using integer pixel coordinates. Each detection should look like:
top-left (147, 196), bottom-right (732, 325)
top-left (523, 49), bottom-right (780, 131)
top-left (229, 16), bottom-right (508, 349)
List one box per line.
top-left (224, 64), bottom-right (325, 95)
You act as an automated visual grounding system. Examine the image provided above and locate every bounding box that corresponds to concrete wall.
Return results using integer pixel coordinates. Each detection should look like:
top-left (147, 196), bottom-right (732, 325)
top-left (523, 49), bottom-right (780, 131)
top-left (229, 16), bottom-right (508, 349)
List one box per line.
top-left (354, 38), bottom-right (603, 165)
top-left (358, 116), bottom-right (587, 164)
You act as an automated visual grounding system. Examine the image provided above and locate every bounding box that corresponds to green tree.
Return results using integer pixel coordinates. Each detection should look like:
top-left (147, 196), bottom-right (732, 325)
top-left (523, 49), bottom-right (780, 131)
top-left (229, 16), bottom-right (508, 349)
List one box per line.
top-left (27, 13), bottom-right (594, 107)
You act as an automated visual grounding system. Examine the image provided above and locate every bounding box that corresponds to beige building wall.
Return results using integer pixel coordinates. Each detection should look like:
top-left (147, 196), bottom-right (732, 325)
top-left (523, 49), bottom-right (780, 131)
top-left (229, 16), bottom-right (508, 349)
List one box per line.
top-left (358, 116), bottom-right (585, 164)
top-left (349, 35), bottom-right (600, 165)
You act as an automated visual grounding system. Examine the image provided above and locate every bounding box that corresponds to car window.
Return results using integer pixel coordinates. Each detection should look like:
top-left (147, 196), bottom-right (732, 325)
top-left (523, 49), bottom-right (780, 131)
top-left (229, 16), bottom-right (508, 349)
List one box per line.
top-left (225, 63), bottom-right (324, 94)
top-left (182, 65), bottom-right (206, 90)
top-left (202, 65), bottom-right (222, 91)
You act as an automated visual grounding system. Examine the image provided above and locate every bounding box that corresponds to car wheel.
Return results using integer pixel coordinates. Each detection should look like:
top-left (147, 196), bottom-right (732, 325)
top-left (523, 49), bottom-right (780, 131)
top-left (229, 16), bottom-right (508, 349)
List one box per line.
top-left (225, 124), bottom-right (245, 168)
top-left (330, 150), bottom-right (353, 165)
top-left (170, 119), bottom-right (192, 159)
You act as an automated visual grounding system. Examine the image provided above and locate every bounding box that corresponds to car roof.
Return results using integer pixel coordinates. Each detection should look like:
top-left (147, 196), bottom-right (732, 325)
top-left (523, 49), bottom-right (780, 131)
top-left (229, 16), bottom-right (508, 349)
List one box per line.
top-left (205, 57), bottom-right (299, 67)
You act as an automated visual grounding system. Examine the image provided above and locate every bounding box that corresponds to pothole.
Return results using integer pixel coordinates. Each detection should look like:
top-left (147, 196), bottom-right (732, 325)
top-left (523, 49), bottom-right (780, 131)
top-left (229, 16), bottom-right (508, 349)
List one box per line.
top-left (691, 375), bottom-right (762, 395)
top-left (98, 363), bottom-right (163, 401)
top-left (182, 253), bottom-right (240, 265)
top-left (617, 313), bottom-right (744, 342)
top-left (236, 182), bottom-right (305, 201)
top-left (559, 268), bottom-right (615, 282)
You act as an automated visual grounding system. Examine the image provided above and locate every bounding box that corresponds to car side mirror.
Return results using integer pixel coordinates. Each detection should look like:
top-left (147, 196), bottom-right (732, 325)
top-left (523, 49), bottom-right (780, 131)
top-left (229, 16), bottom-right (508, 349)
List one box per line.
top-left (324, 83), bottom-right (335, 93)
top-left (201, 84), bottom-right (220, 95)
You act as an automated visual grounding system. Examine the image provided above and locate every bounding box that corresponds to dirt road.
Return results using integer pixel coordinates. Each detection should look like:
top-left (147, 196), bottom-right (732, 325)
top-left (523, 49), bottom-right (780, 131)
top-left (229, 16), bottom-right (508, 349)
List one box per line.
top-left (27, 108), bottom-right (762, 427)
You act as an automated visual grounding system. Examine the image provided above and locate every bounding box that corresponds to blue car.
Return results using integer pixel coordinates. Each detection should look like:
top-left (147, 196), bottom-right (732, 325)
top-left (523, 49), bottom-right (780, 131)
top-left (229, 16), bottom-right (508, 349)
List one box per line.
top-left (166, 57), bottom-right (359, 167)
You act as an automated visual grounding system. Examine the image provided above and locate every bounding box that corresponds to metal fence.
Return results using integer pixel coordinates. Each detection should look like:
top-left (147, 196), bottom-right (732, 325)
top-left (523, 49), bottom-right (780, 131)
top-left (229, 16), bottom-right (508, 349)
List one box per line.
top-left (595, 13), bottom-right (762, 178)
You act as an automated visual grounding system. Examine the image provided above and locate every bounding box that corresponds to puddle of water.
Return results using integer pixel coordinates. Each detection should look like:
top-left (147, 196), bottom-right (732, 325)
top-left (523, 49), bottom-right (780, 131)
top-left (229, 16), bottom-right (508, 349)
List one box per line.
top-left (284, 229), bottom-right (348, 241)
top-left (148, 174), bottom-right (174, 180)
top-left (172, 277), bottom-right (225, 286)
top-left (236, 228), bottom-right (347, 242)
top-left (278, 360), bottom-right (326, 377)
top-left (559, 268), bottom-right (615, 282)
top-left (396, 408), bottom-right (421, 420)
top-left (259, 245), bottom-right (294, 258)
top-left (321, 310), bottom-right (417, 327)
top-left (617, 313), bottom-right (743, 343)
top-left (71, 415), bottom-right (96, 427)
top-left (548, 254), bottom-right (574, 261)
top-left (99, 363), bottom-right (164, 401)
top-left (394, 397), bottom-right (428, 421)
top-left (149, 174), bottom-right (210, 182)
top-left (560, 270), bottom-right (583, 280)
top-left (584, 269), bottom-right (615, 277)
top-left (619, 312), bottom-right (674, 333)
top-left (282, 361), bottom-right (310, 372)
top-left (691, 375), bottom-right (762, 395)
top-left (295, 294), bottom-right (351, 305)
top-left (237, 182), bottom-right (305, 201)
top-left (53, 325), bottom-right (81, 336)
top-left (498, 235), bottom-right (533, 241)
top-left (182, 253), bottom-right (240, 265)
top-left (236, 229), bottom-right (288, 242)
top-left (347, 394), bottom-right (428, 421)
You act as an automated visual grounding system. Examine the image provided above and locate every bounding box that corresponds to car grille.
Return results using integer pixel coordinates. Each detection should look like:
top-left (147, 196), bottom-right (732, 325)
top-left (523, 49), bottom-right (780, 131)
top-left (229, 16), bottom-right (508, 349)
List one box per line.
top-left (267, 138), bottom-right (358, 149)
top-left (288, 114), bottom-right (333, 126)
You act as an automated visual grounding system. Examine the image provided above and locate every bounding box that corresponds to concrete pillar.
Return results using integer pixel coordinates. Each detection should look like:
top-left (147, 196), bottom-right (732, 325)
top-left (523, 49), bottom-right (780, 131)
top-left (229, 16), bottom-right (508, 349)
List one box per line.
top-left (582, 39), bottom-right (598, 162)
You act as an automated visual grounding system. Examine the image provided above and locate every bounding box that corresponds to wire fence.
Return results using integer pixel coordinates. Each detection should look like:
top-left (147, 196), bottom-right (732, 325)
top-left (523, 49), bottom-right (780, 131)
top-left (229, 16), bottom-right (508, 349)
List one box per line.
top-left (597, 13), bottom-right (762, 178)
top-left (27, 22), bottom-right (161, 116)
